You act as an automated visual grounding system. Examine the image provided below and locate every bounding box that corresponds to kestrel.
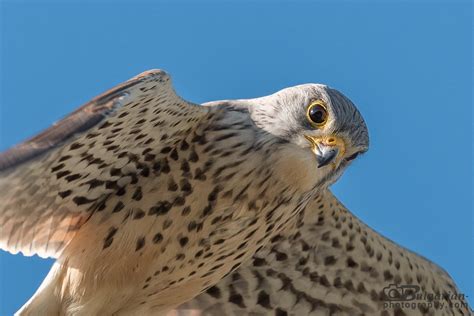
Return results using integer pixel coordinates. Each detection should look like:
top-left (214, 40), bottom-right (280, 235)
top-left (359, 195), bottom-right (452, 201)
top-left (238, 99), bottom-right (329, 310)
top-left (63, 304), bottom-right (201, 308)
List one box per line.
top-left (176, 190), bottom-right (471, 315)
top-left (0, 70), bottom-right (368, 315)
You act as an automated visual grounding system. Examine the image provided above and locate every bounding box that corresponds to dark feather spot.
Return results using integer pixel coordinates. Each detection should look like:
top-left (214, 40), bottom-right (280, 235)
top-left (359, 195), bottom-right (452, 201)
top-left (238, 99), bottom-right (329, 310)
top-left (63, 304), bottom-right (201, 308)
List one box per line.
top-left (228, 293), bottom-right (246, 308)
top-left (384, 270), bottom-right (394, 281)
top-left (132, 187), bottom-right (143, 201)
top-left (201, 204), bottom-right (213, 218)
top-left (162, 219), bottom-right (173, 230)
top-left (180, 140), bottom-right (189, 150)
top-left (189, 150), bottom-right (199, 162)
top-left (73, 196), bottom-right (94, 205)
top-left (193, 168), bottom-right (206, 181)
top-left (136, 237), bottom-right (145, 251)
top-left (207, 186), bottom-right (221, 202)
top-left (56, 170), bottom-right (70, 179)
top-left (257, 290), bottom-right (271, 309)
top-left (173, 196), bottom-right (185, 206)
top-left (180, 179), bottom-right (192, 194)
top-left (188, 221), bottom-right (197, 231)
top-left (347, 257), bottom-right (358, 268)
top-left (206, 286), bottom-right (221, 299)
top-left (110, 168), bottom-right (121, 176)
top-left (58, 190), bottom-right (72, 198)
top-left (170, 148), bottom-right (179, 160)
top-left (144, 153), bottom-right (155, 161)
top-left (133, 209), bottom-right (145, 219)
top-left (180, 161), bottom-right (190, 173)
top-left (319, 275), bottom-right (330, 287)
top-left (98, 121), bottom-right (113, 129)
top-left (116, 187), bottom-right (126, 196)
top-left (51, 164), bottom-right (65, 172)
top-left (113, 201), bottom-right (125, 213)
top-left (181, 206), bottom-right (191, 216)
top-left (70, 142), bottom-right (84, 150)
top-left (276, 252), bottom-right (288, 261)
top-left (253, 257), bottom-right (266, 267)
top-left (152, 233), bottom-right (163, 244)
top-left (85, 179), bottom-right (104, 189)
top-left (58, 155), bottom-right (72, 162)
top-left (65, 173), bottom-right (82, 182)
top-left (275, 308), bottom-right (288, 316)
top-left (103, 227), bottom-right (118, 249)
top-left (140, 166), bottom-right (150, 177)
top-left (149, 201), bottom-right (172, 216)
top-left (179, 237), bottom-right (189, 247)
top-left (160, 146), bottom-right (172, 154)
top-left (167, 178), bottom-right (178, 191)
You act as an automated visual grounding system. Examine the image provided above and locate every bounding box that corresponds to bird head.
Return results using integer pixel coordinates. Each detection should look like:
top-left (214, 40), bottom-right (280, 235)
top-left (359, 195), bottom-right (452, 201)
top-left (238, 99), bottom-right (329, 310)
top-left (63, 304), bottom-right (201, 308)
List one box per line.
top-left (249, 84), bottom-right (369, 187)
top-left (204, 84), bottom-right (369, 189)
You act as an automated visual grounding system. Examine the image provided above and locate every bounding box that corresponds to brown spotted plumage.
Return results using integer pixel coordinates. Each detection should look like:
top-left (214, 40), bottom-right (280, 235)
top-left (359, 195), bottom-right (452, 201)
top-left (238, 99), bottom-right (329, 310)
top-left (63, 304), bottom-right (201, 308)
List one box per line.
top-left (0, 70), bottom-right (369, 315)
top-left (176, 190), bottom-right (471, 316)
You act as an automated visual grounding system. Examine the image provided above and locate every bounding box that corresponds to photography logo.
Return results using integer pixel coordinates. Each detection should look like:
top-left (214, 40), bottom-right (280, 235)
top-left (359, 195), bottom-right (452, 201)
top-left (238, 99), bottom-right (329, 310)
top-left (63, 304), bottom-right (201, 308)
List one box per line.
top-left (383, 284), bottom-right (420, 301)
top-left (382, 284), bottom-right (468, 311)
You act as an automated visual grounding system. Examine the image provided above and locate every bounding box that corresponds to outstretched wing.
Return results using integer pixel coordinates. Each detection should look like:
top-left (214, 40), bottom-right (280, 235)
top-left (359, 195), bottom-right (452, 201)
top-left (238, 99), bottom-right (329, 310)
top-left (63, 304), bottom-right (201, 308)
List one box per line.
top-left (0, 69), bottom-right (209, 259)
top-left (176, 189), bottom-right (471, 315)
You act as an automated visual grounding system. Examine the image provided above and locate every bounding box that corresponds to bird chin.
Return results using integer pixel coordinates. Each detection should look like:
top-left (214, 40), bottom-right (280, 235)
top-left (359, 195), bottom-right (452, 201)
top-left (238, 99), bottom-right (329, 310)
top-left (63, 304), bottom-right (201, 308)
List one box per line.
top-left (271, 144), bottom-right (347, 193)
top-left (314, 161), bottom-right (348, 190)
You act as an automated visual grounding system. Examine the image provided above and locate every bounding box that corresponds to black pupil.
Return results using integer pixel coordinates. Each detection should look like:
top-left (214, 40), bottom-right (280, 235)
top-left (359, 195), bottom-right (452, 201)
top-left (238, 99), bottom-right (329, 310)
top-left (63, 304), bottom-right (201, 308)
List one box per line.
top-left (309, 106), bottom-right (326, 124)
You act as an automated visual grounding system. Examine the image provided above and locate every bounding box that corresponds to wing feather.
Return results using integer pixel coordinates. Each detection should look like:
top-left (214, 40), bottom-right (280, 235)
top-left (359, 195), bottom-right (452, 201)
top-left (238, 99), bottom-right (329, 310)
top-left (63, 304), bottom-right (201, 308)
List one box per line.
top-left (0, 74), bottom-right (144, 171)
top-left (175, 189), bottom-right (471, 315)
top-left (0, 69), bottom-right (209, 258)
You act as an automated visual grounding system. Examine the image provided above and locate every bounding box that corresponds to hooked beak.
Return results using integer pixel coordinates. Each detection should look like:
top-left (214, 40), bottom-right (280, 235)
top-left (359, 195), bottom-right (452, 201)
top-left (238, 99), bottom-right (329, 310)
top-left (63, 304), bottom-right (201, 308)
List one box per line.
top-left (304, 135), bottom-right (346, 169)
top-left (315, 145), bottom-right (339, 168)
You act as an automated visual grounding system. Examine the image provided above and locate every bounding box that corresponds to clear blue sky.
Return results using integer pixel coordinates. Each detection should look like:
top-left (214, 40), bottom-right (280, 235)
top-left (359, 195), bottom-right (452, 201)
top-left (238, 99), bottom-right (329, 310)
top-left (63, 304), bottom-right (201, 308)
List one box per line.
top-left (0, 1), bottom-right (472, 314)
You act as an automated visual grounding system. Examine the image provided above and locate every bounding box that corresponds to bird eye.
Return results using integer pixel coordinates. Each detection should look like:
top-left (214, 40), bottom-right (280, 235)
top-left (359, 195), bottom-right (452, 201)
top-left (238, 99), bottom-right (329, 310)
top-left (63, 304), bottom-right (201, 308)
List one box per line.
top-left (307, 101), bottom-right (328, 128)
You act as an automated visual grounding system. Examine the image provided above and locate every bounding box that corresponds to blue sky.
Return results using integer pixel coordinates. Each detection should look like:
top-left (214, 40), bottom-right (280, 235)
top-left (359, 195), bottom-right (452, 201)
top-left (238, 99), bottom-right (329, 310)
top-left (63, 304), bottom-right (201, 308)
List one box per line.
top-left (0, 1), bottom-right (472, 314)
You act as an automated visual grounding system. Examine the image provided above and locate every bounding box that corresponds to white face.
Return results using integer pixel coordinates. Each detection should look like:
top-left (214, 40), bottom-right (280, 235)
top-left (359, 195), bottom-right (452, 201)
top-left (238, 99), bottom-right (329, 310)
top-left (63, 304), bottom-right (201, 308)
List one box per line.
top-left (250, 84), bottom-right (369, 183)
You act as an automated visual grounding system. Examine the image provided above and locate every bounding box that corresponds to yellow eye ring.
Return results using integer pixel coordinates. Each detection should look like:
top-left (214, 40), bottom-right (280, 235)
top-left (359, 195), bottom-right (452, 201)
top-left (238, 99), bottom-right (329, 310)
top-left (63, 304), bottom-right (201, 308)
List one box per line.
top-left (306, 100), bottom-right (328, 128)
